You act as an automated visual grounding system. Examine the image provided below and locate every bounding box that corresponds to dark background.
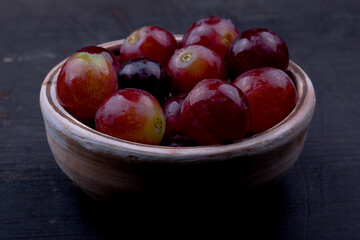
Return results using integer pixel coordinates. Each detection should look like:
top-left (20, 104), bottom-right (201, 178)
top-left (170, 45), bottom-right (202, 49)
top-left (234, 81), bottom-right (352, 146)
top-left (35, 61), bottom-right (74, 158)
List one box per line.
top-left (1, 0), bottom-right (360, 239)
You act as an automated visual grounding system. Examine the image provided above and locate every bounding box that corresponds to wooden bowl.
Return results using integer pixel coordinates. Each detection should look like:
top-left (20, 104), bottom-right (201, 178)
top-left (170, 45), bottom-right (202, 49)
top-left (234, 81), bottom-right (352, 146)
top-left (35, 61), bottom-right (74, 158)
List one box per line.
top-left (40, 36), bottom-right (316, 201)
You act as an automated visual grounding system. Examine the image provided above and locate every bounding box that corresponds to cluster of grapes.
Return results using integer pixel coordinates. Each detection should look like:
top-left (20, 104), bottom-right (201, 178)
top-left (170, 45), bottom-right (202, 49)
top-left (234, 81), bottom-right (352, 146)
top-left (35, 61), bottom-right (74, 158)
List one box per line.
top-left (56, 17), bottom-right (297, 146)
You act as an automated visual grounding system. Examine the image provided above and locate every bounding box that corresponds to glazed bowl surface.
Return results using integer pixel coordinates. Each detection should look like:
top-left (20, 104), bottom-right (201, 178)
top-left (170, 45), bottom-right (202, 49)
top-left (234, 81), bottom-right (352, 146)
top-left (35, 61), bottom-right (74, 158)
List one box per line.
top-left (40, 36), bottom-right (316, 200)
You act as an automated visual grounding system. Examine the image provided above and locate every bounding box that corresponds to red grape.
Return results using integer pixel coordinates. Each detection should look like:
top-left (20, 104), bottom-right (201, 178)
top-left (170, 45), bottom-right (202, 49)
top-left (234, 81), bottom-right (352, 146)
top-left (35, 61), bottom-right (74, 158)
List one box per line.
top-left (233, 67), bottom-right (297, 134)
top-left (181, 79), bottom-right (251, 145)
top-left (167, 45), bottom-right (227, 94)
top-left (57, 52), bottom-right (118, 122)
top-left (95, 89), bottom-right (165, 145)
top-left (181, 16), bottom-right (239, 59)
top-left (226, 28), bottom-right (289, 79)
top-left (120, 26), bottom-right (178, 67)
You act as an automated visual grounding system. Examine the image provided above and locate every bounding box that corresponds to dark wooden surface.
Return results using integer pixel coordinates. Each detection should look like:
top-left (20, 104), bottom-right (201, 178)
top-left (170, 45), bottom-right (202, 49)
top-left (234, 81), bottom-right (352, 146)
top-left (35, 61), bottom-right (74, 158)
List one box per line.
top-left (1, 0), bottom-right (360, 239)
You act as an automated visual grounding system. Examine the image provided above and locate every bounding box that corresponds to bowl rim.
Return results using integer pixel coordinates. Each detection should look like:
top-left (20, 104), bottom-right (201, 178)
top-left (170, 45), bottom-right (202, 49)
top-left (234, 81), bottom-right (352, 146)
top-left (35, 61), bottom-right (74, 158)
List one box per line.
top-left (40, 35), bottom-right (316, 164)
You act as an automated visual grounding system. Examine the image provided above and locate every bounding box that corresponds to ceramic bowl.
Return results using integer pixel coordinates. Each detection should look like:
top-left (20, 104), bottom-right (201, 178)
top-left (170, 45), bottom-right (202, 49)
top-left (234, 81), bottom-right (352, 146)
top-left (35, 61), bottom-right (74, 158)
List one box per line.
top-left (40, 36), bottom-right (316, 201)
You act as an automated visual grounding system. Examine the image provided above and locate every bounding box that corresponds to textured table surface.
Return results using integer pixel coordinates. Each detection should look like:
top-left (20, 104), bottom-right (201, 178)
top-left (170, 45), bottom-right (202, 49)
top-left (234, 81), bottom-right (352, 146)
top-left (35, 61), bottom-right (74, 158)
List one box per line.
top-left (1, 0), bottom-right (360, 239)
